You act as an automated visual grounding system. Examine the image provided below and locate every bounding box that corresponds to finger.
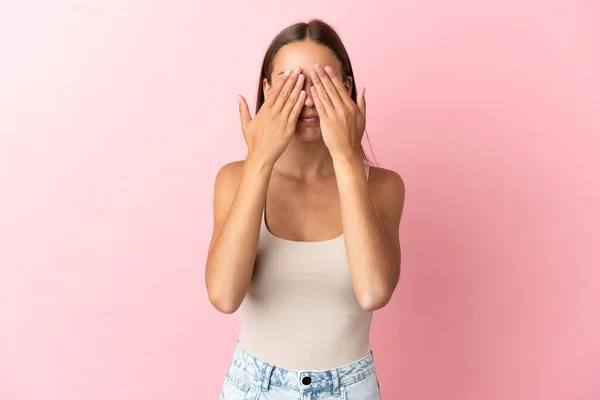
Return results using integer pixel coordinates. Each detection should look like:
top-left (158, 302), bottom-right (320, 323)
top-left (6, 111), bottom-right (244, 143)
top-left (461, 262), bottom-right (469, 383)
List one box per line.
top-left (237, 95), bottom-right (252, 127)
top-left (357, 87), bottom-right (367, 118)
top-left (264, 69), bottom-right (292, 108)
top-left (282, 73), bottom-right (305, 115)
top-left (314, 65), bottom-right (344, 109)
top-left (310, 86), bottom-right (327, 117)
top-left (310, 69), bottom-right (334, 113)
top-left (324, 66), bottom-right (354, 109)
top-left (288, 90), bottom-right (307, 124)
top-left (273, 67), bottom-right (301, 111)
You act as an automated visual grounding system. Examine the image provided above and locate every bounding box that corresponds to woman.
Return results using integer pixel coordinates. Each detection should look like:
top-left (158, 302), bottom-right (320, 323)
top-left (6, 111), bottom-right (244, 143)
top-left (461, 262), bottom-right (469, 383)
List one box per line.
top-left (205, 19), bottom-right (405, 399)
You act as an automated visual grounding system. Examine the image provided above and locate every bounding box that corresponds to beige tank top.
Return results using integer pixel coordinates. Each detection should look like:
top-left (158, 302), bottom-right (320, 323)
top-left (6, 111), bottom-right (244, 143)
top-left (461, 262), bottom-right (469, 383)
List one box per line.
top-left (237, 164), bottom-right (373, 371)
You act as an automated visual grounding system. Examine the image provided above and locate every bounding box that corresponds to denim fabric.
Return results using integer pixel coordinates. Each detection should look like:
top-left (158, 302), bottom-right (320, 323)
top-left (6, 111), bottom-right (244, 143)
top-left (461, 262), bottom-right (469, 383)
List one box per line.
top-left (219, 342), bottom-right (381, 400)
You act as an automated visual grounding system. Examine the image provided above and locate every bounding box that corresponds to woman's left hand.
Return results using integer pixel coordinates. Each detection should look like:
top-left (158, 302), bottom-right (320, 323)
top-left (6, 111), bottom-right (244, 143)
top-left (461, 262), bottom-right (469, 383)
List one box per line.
top-left (310, 64), bottom-right (366, 159)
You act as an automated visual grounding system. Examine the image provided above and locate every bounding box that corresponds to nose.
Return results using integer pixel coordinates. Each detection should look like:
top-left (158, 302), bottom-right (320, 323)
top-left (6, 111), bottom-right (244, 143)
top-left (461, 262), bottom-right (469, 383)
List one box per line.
top-left (302, 75), bottom-right (315, 108)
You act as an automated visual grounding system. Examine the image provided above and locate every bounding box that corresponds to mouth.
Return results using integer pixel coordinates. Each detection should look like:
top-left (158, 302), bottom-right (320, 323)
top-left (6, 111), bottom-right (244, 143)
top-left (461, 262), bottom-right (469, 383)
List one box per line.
top-left (298, 116), bottom-right (320, 125)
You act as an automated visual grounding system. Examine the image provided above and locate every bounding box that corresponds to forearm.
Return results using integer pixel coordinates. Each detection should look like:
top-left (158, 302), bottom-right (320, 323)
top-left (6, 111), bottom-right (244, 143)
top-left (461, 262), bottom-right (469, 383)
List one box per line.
top-left (206, 156), bottom-right (273, 313)
top-left (333, 154), bottom-right (399, 311)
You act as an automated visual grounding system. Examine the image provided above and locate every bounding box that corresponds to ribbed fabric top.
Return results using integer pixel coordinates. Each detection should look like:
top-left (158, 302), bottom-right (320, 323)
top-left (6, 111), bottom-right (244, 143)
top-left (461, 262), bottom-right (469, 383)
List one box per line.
top-left (237, 165), bottom-right (372, 371)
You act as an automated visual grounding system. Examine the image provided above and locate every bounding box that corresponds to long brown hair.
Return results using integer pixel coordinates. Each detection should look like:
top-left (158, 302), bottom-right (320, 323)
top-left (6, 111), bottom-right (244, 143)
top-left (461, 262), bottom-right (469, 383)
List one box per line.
top-left (255, 19), bottom-right (376, 165)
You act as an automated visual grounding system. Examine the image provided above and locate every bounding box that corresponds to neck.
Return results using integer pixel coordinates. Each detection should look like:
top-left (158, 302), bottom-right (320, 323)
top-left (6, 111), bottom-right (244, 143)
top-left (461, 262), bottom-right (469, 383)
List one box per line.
top-left (273, 135), bottom-right (336, 180)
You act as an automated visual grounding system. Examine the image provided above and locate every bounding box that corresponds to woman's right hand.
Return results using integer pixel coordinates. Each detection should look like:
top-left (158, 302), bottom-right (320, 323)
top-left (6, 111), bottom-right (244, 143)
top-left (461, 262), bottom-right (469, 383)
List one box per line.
top-left (238, 67), bottom-right (306, 164)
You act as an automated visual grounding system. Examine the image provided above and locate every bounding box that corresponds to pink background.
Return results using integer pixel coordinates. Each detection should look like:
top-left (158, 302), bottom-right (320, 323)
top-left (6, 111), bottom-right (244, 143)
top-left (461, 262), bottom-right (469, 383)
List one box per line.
top-left (1, 1), bottom-right (599, 399)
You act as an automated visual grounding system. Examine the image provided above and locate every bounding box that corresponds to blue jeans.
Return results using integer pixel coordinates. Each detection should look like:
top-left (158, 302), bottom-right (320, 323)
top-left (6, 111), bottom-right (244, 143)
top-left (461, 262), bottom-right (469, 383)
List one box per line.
top-left (219, 342), bottom-right (381, 399)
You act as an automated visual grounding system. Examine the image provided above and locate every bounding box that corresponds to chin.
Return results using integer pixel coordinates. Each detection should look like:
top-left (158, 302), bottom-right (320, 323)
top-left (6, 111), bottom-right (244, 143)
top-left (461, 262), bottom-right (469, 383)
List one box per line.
top-left (294, 126), bottom-right (322, 142)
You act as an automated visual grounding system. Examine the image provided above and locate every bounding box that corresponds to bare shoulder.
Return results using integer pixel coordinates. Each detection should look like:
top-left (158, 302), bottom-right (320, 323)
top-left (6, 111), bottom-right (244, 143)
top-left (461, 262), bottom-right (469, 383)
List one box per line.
top-left (368, 165), bottom-right (406, 197)
top-left (212, 159), bottom-right (247, 212)
top-left (214, 159), bottom-right (245, 187)
top-left (209, 160), bottom-right (246, 252)
top-left (368, 165), bottom-right (406, 219)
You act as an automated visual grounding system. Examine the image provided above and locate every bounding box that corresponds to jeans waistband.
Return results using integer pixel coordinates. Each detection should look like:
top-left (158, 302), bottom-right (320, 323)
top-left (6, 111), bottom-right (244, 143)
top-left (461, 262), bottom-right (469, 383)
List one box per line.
top-left (231, 341), bottom-right (376, 393)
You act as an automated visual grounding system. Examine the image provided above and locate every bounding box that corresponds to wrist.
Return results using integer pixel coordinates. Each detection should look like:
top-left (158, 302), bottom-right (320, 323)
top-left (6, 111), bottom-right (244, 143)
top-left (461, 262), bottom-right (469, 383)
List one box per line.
top-left (245, 152), bottom-right (275, 171)
top-left (331, 149), bottom-right (363, 167)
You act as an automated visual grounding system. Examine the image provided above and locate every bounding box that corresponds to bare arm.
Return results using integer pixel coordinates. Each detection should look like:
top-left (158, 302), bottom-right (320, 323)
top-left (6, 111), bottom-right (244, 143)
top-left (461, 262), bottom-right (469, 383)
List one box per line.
top-left (310, 64), bottom-right (405, 311)
top-left (334, 156), bottom-right (405, 311)
top-left (205, 67), bottom-right (306, 314)
top-left (205, 157), bottom-right (274, 314)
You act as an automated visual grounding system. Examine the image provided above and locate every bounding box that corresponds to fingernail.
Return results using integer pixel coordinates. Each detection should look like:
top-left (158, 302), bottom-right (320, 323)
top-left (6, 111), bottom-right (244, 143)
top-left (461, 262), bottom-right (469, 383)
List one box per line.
top-left (314, 64), bottom-right (322, 72)
top-left (310, 71), bottom-right (318, 79)
top-left (324, 66), bottom-right (333, 74)
top-left (293, 66), bottom-right (301, 74)
top-left (284, 69), bottom-right (292, 76)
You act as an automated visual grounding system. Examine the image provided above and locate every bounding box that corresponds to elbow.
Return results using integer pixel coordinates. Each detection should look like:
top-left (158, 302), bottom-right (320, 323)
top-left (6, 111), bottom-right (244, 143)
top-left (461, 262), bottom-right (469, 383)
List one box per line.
top-left (207, 289), bottom-right (242, 314)
top-left (357, 277), bottom-right (398, 311)
top-left (358, 291), bottom-right (392, 312)
top-left (358, 264), bottom-right (401, 311)
top-left (209, 294), bottom-right (240, 314)
top-left (205, 261), bottom-right (246, 314)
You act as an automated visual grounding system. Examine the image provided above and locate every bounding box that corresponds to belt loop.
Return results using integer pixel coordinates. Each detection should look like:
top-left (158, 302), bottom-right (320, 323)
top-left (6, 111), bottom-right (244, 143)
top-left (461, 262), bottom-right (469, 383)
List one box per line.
top-left (261, 364), bottom-right (274, 392)
top-left (331, 369), bottom-right (340, 396)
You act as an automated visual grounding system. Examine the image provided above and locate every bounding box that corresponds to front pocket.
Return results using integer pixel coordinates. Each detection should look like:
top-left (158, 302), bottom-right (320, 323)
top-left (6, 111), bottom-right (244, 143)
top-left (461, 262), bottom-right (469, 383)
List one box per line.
top-left (342, 372), bottom-right (381, 400)
top-left (220, 373), bottom-right (250, 399)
